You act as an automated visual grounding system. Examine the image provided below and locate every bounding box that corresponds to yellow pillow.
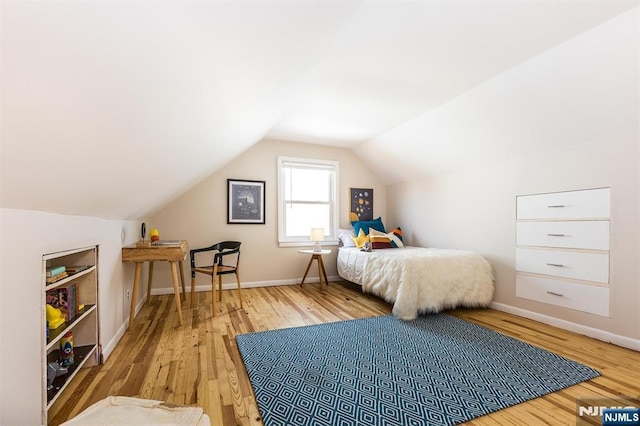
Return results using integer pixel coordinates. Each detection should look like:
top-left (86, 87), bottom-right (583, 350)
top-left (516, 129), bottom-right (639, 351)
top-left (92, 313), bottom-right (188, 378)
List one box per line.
top-left (351, 229), bottom-right (369, 249)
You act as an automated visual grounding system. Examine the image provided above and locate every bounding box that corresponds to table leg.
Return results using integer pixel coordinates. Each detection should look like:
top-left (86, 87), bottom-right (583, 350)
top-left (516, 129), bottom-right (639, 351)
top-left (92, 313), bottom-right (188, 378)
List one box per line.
top-left (129, 262), bottom-right (143, 331)
top-left (178, 260), bottom-right (186, 301)
top-left (146, 261), bottom-right (154, 301)
top-left (319, 255), bottom-right (329, 288)
top-left (300, 255), bottom-right (315, 286)
top-left (170, 261), bottom-right (184, 326)
top-left (316, 255), bottom-right (324, 291)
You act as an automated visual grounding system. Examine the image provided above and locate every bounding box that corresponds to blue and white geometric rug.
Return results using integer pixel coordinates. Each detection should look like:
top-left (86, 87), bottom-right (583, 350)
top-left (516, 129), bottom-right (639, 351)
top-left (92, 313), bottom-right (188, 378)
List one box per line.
top-left (236, 314), bottom-right (600, 426)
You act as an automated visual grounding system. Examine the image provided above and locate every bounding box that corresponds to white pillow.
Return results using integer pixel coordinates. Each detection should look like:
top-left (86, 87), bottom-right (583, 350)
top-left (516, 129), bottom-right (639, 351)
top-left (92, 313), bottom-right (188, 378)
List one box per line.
top-left (336, 228), bottom-right (356, 247)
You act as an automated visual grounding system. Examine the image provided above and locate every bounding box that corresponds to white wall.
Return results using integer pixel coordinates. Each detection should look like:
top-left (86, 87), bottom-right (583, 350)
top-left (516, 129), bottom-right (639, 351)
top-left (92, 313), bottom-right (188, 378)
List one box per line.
top-left (148, 139), bottom-right (386, 293)
top-left (379, 8), bottom-right (639, 341)
top-left (0, 209), bottom-right (141, 425)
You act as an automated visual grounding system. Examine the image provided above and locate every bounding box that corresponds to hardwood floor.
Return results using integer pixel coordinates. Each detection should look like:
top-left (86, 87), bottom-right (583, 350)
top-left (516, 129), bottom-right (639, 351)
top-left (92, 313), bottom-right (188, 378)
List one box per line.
top-left (49, 281), bottom-right (640, 425)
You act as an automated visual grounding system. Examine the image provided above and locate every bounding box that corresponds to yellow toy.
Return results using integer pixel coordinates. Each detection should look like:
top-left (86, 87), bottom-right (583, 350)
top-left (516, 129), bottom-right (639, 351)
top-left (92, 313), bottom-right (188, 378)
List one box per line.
top-left (46, 304), bottom-right (65, 329)
top-left (150, 228), bottom-right (160, 242)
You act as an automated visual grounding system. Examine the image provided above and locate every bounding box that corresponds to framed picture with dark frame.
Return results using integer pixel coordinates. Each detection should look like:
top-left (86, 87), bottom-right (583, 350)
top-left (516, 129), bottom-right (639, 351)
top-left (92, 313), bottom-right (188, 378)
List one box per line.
top-left (350, 188), bottom-right (373, 221)
top-left (227, 179), bottom-right (265, 224)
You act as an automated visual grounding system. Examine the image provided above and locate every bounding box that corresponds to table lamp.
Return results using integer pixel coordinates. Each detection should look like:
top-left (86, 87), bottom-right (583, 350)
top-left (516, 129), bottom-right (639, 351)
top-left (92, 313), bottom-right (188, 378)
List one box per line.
top-left (311, 228), bottom-right (325, 252)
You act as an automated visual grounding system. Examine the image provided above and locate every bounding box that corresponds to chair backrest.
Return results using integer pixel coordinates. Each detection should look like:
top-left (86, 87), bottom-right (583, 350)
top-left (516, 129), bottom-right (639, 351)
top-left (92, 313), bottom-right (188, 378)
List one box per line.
top-left (190, 241), bottom-right (241, 269)
top-left (213, 241), bottom-right (241, 268)
top-left (212, 241), bottom-right (241, 253)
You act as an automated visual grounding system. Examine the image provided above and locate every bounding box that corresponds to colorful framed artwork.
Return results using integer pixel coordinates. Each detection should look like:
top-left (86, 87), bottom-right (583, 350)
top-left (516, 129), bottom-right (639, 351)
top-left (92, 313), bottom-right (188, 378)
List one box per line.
top-left (350, 188), bottom-right (373, 221)
top-left (227, 179), bottom-right (266, 224)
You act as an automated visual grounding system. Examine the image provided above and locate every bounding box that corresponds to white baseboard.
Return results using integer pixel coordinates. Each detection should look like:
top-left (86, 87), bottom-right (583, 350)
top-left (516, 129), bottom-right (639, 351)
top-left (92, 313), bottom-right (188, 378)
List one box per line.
top-left (102, 295), bottom-right (147, 361)
top-left (491, 302), bottom-right (640, 352)
top-left (149, 276), bottom-right (342, 296)
top-left (102, 322), bottom-right (126, 362)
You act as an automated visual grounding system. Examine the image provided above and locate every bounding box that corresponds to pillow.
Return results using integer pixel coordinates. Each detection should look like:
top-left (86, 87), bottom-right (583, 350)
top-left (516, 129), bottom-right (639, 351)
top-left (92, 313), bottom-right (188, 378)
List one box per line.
top-left (370, 228), bottom-right (405, 249)
top-left (369, 228), bottom-right (393, 250)
top-left (336, 228), bottom-right (356, 247)
top-left (351, 229), bottom-right (369, 249)
top-left (369, 228), bottom-right (393, 249)
top-left (352, 217), bottom-right (386, 236)
top-left (389, 227), bottom-right (404, 247)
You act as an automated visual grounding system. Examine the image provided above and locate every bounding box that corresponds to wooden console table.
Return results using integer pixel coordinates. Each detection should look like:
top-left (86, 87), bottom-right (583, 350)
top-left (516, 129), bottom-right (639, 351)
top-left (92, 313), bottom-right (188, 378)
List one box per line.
top-left (122, 241), bottom-right (189, 330)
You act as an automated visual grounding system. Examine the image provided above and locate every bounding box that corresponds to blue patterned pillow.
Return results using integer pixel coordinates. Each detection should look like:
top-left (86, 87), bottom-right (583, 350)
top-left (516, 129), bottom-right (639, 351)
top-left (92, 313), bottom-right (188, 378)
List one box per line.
top-left (352, 217), bottom-right (386, 236)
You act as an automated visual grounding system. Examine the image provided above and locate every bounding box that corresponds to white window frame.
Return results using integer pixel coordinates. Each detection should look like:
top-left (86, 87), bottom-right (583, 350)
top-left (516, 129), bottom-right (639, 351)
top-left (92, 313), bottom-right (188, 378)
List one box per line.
top-left (277, 156), bottom-right (339, 248)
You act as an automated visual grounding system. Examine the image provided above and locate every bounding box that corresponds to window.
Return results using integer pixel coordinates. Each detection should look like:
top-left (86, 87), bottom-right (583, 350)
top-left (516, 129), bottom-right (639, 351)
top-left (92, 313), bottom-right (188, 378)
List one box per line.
top-left (277, 156), bottom-right (339, 247)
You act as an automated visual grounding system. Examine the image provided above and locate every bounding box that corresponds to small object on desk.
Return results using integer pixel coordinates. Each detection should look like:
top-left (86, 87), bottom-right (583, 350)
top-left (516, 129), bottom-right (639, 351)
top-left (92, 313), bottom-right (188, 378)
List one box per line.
top-left (136, 241), bottom-right (152, 247)
top-left (150, 228), bottom-right (160, 242)
top-left (298, 249), bottom-right (331, 290)
top-left (152, 240), bottom-right (182, 246)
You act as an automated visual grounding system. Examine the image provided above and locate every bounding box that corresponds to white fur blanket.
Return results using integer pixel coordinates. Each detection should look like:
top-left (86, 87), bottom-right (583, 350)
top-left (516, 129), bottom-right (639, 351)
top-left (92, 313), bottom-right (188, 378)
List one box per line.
top-left (360, 247), bottom-right (494, 320)
top-left (61, 396), bottom-right (210, 426)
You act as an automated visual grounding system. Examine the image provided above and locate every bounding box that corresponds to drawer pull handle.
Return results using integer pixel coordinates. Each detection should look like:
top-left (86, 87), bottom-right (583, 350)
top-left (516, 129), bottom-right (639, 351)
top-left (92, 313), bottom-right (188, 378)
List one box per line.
top-left (546, 233), bottom-right (566, 237)
top-left (546, 291), bottom-right (563, 297)
top-left (546, 263), bottom-right (564, 267)
top-left (547, 205), bottom-right (566, 208)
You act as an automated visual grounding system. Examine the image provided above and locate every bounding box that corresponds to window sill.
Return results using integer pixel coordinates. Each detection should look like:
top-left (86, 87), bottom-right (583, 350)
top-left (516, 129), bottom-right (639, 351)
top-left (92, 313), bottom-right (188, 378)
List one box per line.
top-left (279, 240), bottom-right (339, 248)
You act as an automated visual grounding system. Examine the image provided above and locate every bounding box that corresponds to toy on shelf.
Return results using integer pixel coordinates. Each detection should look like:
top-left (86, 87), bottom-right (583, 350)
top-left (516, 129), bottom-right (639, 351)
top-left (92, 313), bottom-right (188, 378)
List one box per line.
top-left (150, 228), bottom-right (159, 242)
top-left (60, 331), bottom-right (74, 367)
top-left (46, 304), bottom-right (65, 329)
top-left (47, 285), bottom-right (76, 321)
top-left (47, 361), bottom-right (68, 390)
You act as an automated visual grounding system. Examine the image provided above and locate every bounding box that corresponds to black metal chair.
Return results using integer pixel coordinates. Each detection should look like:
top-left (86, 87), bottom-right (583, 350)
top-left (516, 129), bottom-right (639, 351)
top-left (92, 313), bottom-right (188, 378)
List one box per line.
top-left (189, 241), bottom-right (242, 316)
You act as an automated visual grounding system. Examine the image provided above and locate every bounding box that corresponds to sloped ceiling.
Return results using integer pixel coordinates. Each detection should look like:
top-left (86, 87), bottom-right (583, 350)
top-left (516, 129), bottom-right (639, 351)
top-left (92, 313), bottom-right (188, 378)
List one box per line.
top-left (1, 0), bottom-right (636, 219)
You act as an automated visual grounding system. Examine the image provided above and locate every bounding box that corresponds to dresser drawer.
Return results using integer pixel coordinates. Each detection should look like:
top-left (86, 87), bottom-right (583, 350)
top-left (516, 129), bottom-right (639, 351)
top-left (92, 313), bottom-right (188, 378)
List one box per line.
top-left (516, 274), bottom-right (609, 316)
top-left (516, 248), bottom-right (609, 283)
top-left (516, 221), bottom-right (609, 250)
top-left (517, 188), bottom-right (610, 220)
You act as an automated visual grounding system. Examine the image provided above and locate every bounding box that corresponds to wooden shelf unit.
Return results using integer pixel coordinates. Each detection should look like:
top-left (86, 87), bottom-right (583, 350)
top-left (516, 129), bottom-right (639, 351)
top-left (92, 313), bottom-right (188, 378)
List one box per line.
top-left (41, 245), bottom-right (100, 423)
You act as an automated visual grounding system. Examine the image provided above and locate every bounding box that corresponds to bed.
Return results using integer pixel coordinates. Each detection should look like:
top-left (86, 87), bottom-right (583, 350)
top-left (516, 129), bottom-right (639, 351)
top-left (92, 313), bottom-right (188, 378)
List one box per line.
top-left (337, 246), bottom-right (494, 320)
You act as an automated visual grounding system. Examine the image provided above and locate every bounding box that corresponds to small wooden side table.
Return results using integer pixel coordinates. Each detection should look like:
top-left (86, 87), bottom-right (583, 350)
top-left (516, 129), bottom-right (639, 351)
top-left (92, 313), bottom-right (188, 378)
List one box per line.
top-left (298, 249), bottom-right (331, 290)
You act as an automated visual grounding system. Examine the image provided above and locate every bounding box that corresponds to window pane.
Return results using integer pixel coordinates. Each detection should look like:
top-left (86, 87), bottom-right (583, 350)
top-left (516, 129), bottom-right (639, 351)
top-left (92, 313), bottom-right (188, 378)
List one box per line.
top-left (284, 203), bottom-right (330, 237)
top-left (278, 156), bottom-right (338, 245)
top-left (284, 168), bottom-right (331, 202)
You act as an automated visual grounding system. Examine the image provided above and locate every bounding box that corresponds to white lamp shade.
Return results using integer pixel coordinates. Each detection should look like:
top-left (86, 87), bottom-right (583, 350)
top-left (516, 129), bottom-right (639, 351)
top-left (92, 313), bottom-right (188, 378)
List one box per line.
top-left (310, 228), bottom-right (325, 242)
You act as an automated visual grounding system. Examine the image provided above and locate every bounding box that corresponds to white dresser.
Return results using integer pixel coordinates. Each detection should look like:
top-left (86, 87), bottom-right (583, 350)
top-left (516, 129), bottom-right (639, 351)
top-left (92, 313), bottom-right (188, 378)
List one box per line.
top-left (515, 188), bottom-right (610, 317)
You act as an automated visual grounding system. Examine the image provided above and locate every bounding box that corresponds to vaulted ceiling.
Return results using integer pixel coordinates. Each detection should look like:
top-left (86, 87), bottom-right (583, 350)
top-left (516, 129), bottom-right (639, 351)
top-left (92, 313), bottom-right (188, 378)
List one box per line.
top-left (1, 0), bottom-right (636, 219)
